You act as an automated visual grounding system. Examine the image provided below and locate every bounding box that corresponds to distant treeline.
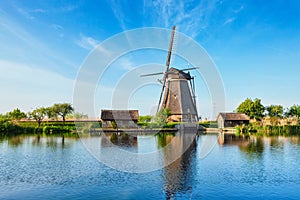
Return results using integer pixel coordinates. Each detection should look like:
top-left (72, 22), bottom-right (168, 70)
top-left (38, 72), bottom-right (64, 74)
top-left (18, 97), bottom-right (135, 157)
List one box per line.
top-left (0, 120), bottom-right (76, 136)
top-left (236, 98), bottom-right (300, 121)
top-left (234, 98), bottom-right (300, 136)
top-left (236, 124), bottom-right (300, 136)
top-left (0, 103), bottom-right (79, 136)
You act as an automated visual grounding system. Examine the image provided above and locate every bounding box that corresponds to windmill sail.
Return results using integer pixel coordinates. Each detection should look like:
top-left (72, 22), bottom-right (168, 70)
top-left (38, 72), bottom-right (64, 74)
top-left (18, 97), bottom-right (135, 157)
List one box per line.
top-left (157, 26), bottom-right (176, 113)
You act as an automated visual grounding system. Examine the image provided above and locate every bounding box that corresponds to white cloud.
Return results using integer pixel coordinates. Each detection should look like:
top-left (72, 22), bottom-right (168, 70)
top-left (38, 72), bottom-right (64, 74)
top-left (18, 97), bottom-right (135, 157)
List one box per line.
top-left (59, 4), bottom-right (80, 12)
top-left (233, 5), bottom-right (244, 13)
top-left (143, 0), bottom-right (217, 38)
top-left (110, 0), bottom-right (126, 30)
top-left (16, 7), bottom-right (35, 20)
top-left (51, 24), bottom-right (64, 37)
top-left (51, 24), bottom-right (64, 31)
top-left (116, 56), bottom-right (135, 71)
top-left (75, 34), bottom-right (100, 50)
top-left (223, 17), bottom-right (235, 25)
top-left (32, 8), bottom-right (47, 13)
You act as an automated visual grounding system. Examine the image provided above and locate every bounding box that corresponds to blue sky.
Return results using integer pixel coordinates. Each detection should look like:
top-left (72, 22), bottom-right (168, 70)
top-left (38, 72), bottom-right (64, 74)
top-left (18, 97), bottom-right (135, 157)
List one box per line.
top-left (0, 0), bottom-right (299, 119)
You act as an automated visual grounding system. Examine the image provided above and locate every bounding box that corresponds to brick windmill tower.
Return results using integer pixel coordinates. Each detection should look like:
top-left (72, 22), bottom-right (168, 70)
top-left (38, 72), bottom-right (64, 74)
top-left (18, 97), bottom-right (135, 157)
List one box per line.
top-left (141, 26), bottom-right (199, 122)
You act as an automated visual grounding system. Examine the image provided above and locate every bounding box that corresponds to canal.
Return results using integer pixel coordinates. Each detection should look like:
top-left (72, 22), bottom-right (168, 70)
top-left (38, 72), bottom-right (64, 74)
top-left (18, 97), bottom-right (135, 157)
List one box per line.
top-left (1, 133), bottom-right (300, 199)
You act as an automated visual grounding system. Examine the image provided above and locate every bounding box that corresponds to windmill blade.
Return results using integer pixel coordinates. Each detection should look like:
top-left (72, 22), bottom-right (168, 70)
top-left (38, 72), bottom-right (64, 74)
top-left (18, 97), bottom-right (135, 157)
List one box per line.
top-left (181, 67), bottom-right (199, 71)
top-left (140, 68), bottom-right (177, 77)
top-left (157, 26), bottom-right (176, 113)
top-left (165, 26), bottom-right (176, 70)
top-left (140, 72), bottom-right (164, 77)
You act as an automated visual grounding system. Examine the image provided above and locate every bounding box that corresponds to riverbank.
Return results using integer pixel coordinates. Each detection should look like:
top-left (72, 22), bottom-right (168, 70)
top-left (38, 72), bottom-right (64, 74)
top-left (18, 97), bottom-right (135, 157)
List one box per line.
top-left (1, 120), bottom-right (215, 136)
top-left (2, 119), bottom-right (300, 137)
top-left (0, 120), bottom-right (77, 136)
top-left (228, 124), bottom-right (300, 137)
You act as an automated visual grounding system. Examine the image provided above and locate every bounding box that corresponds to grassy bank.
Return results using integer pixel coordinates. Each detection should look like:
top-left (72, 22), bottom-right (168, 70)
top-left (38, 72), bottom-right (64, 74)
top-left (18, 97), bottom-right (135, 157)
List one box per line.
top-left (0, 120), bottom-right (77, 136)
top-left (235, 124), bottom-right (300, 136)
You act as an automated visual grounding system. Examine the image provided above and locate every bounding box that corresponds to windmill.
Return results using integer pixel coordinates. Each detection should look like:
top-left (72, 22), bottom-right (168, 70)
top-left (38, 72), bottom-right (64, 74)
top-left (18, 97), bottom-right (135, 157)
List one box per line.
top-left (141, 26), bottom-right (199, 122)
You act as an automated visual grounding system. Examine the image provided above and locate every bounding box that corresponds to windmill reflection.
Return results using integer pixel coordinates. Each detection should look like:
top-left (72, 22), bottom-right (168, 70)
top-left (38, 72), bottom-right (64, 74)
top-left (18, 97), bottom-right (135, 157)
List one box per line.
top-left (157, 131), bottom-right (197, 199)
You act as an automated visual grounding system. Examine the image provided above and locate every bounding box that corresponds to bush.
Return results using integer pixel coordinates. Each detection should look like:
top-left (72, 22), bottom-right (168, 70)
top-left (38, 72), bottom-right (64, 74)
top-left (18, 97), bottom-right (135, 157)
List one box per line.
top-left (42, 126), bottom-right (71, 134)
top-left (235, 126), bottom-right (241, 136)
top-left (164, 122), bottom-right (181, 128)
top-left (199, 121), bottom-right (218, 128)
top-left (254, 125), bottom-right (300, 136)
top-left (90, 122), bottom-right (102, 128)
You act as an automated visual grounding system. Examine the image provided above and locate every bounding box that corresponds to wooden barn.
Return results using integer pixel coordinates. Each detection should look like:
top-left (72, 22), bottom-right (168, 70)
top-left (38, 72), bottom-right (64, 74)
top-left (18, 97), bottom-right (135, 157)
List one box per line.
top-left (100, 110), bottom-right (139, 128)
top-left (217, 113), bottom-right (250, 129)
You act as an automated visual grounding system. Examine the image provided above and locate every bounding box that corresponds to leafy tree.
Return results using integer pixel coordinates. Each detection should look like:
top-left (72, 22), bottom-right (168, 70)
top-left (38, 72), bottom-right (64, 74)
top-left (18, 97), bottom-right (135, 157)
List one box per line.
top-left (66, 112), bottom-right (88, 120)
top-left (285, 105), bottom-right (300, 118)
top-left (236, 98), bottom-right (265, 120)
top-left (44, 107), bottom-right (57, 120)
top-left (0, 113), bottom-right (8, 120)
top-left (29, 107), bottom-right (46, 127)
top-left (6, 108), bottom-right (27, 120)
top-left (155, 108), bottom-right (171, 126)
top-left (270, 116), bottom-right (279, 126)
top-left (138, 115), bottom-right (152, 123)
top-left (266, 105), bottom-right (283, 118)
top-left (52, 103), bottom-right (74, 124)
top-left (111, 121), bottom-right (117, 129)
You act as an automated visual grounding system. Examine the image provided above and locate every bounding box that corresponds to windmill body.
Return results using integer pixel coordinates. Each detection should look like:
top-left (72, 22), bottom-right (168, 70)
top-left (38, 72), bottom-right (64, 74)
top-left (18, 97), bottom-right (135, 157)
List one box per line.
top-left (161, 68), bottom-right (198, 122)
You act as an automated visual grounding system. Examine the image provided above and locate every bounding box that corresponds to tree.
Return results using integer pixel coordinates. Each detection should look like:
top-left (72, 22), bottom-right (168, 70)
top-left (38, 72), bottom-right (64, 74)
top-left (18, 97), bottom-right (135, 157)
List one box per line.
top-left (266, 105), bottom-right (283, 118)
top-left (6, 108), bottom-right (27, 120)
top-left (285, 105), bottom-right (300, 118)
top-left (138, 115), bottom-right (152, 123)
top-left (52, 103), bottom-right (74, 124)
top-left (66, 112), bottom-right (88, 120)
top-left (29, 107), bottom-right (46, 127)
top-left (236, 98), bottom-right (265, 120)
top-left (44, 107), bottom-right (57, 120)
top-left (155, 108), bottom-right (171, 126)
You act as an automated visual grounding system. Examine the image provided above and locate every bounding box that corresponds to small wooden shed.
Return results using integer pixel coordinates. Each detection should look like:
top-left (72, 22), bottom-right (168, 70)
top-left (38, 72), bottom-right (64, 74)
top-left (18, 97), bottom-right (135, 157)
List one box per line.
top-left (217, 113), bottom-right (250, 129)
top-left (100, 110), bottom-right (139, 128)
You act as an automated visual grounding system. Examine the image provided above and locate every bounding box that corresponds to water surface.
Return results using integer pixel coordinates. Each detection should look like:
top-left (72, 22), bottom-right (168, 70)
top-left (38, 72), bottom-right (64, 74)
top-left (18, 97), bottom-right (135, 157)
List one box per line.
top-left (1, 133), bottom-right (300, 199)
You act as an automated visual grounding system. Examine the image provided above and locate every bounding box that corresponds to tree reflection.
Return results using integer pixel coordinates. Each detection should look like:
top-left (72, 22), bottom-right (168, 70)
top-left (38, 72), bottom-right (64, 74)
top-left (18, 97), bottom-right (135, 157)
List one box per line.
top-left (239, 137), bottom-right (264, 157)
top-left (269, 137), bottom-right (285, 150)
top-left (8, 135), bottom-right (24, 147)
top-left (45, 136), bottom-right (73, 149)
top-left (31, 134), bottom-right (41, 146)
top-left (156, 133), bottom-right (175, 148)
top-left (290, 136), bottom-right (300, 146)
top-left (46, 137), bottom-right (58, 148)
top-left (0, 135), bottom-right (6, 144)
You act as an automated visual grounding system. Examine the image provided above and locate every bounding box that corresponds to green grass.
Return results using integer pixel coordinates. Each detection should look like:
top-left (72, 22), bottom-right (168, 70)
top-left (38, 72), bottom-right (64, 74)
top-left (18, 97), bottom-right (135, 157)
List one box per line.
top-left (0, 120), bottom-right (78, 136)
top-left (199, 121), bottom-right (218, 128)
top-left (235, 123), bottom-right (300, 136)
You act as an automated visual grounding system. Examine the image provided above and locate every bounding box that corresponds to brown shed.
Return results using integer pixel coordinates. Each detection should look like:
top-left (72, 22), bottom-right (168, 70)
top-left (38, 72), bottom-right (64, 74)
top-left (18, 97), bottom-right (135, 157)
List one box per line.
top-left (100, 110), bottom-right (139, 128)
top-left (217, 113), bottom-right (250, 129)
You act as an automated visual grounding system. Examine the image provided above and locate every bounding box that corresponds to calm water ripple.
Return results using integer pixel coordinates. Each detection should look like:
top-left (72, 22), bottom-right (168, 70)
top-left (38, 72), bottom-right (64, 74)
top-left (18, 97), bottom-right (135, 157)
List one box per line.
top-left (0, 133), bottom-right (300, 199)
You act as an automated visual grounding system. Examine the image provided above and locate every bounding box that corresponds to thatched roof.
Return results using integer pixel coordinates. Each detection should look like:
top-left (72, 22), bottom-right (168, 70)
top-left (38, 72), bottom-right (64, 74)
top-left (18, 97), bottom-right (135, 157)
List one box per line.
top-left (100, 110), bottom-right (139, 121)
top-left (218, 113), bottom-right (250, 121)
